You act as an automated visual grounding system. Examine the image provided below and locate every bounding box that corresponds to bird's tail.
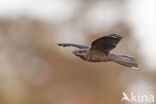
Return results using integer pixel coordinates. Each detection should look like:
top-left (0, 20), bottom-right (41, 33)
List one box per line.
top-left (108, 53), bottom-right (138, 69)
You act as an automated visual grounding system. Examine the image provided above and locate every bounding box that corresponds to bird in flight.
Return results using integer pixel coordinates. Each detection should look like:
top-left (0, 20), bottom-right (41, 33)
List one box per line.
top-left (58, 34), bottom-right (138, 69)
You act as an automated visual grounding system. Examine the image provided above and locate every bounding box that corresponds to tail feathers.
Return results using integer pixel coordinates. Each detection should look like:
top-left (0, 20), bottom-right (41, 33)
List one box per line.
top-left (108, 53), bottom-right (138, 69)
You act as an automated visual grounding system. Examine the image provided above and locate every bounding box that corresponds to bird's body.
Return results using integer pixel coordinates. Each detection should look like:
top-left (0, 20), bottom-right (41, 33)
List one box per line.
top-left (58, 34), bottom-right (138, 69)
top-left (89, 50), bottom-right (108, 62)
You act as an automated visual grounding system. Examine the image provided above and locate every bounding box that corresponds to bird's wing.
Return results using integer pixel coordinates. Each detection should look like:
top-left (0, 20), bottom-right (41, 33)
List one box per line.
top-left (58, 43), bottom-right (90, 49)
top-left (90, 34), bottom-right (123, 54)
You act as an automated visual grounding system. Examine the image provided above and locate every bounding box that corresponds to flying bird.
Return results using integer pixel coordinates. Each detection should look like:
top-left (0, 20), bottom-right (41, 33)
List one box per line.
top-left (58, 34), bottom-right (138, 69)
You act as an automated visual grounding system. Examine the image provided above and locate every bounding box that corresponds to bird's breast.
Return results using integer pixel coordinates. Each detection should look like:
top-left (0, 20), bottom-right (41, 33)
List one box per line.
top-left (89, 51), bottom-right (108, 62)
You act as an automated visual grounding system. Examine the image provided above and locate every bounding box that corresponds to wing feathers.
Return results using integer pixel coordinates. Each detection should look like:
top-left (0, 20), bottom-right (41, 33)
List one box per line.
top-left (91, 34), bottom-right (123, 54)
top-left (58, 43), bottom-right (90, 49)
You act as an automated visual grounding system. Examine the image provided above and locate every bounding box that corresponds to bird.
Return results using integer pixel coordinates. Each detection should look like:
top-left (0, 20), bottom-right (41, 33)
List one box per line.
top-left (58, 34), bottom-right (138, 69)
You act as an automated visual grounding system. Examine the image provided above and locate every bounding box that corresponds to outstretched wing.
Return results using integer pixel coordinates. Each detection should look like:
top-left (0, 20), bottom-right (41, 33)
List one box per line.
top-left (58, 43), bottom-right (90, 49)
top-left (91, 34), bottom-right (123, 54)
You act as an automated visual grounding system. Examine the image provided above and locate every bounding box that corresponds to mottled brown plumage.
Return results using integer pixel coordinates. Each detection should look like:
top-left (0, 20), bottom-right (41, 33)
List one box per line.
top-left (58, 34), bottom-right (138, 69)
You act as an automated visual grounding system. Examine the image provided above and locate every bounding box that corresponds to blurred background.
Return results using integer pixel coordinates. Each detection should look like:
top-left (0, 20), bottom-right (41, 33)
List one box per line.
top-left (0, 0), bottom-right (156, 104)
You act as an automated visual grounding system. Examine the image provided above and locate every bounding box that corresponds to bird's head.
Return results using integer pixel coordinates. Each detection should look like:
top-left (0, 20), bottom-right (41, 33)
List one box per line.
top-left (73, 49), bottom-right (89, 61)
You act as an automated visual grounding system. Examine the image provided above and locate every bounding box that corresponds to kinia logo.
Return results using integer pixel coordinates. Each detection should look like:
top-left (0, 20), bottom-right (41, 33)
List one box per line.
top-left (121, 92), bottom-right (154, 103)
